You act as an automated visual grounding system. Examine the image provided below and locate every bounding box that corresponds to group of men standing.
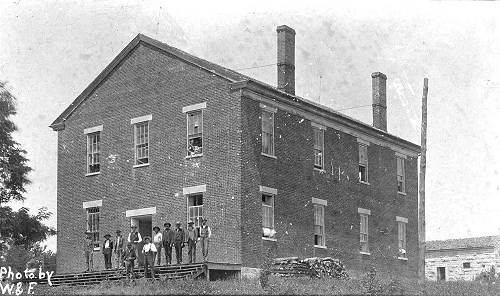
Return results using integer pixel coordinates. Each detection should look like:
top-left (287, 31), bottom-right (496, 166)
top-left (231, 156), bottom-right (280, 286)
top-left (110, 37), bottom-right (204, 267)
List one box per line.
top-left (84, 218), bottom-right (212, 277)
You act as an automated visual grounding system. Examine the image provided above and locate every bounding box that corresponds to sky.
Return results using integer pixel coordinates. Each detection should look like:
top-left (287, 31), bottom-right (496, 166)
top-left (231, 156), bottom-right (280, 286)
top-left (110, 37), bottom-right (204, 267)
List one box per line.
top-left (1, 0), bottom-right (500, 252)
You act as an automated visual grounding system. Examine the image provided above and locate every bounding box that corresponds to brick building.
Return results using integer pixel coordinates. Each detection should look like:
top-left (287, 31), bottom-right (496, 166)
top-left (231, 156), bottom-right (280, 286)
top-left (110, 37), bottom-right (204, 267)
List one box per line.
top-left (426, 236), bottom-right (500, 281)
top-left (50, 25), bottom-right (420, 278)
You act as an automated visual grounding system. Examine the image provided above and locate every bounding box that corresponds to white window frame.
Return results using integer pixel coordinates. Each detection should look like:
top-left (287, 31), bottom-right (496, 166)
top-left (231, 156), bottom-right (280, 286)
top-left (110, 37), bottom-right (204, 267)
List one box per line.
top-left (183, 102), bottom-right (206, 159)
top-left (358, 143), bottom-right (369, 184)
top-left (396, 216), bottom-right (408, 259)
top-left (183, 185), bottom-right (206, 228)
top-left (261, 104), bottom-right (277, 158)
top-left (396, 156), bottom-right (406, 194)
top-left (260, 185), bottom-right (277, 240)
top-left (86, 206), bottom-right (100, 251)
top-left (132, 117), bottom-right (150, 167)
top-left (312, 123), bottom-right (325, 171)
top-left (187, 194), bottom-right (204, 228)
top-left (86, 132), bottom-right (101, 175)
top-left (358, 208), bottom-right (371, 255)
top-left (312, 198), bottom-right (327, 248)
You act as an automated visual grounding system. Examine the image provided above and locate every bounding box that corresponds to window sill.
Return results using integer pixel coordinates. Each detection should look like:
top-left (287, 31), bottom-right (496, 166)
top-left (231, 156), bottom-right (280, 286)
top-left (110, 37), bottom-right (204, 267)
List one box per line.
top-left (398, 191), bottom-right (407, 196)
top-left (398, 257), bottom-right (408, 261)
top-left (313, 168), bottom-right (326, 173)
top-left (360, 251), bottom-right (371, 256)
top-left (93, 247), bottom-right (100, 252)
top-left (133, 163), bottom-right (150, 168)
top-left (359, 181), bottom-right (370, 185)
top-left (185, 154), bottom-right (203, 159)
top-left (86, 172), bottom-right (101, 177)
top-left (262, 237), bottom-right (277, 242)
top-left (314, 245), bottom-right (327, 249)
top-left (261, 153), bottom-right (277, 159)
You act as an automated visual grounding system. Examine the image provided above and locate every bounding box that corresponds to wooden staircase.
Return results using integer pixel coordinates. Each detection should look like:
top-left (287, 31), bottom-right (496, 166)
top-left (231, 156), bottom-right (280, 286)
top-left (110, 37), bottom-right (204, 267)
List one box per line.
top-left (35, 263), bottom-right (206, 287)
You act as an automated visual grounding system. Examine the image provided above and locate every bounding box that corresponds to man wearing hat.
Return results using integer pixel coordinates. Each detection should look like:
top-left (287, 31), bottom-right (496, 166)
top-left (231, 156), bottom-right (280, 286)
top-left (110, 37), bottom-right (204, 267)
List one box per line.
top-left (162, 222), bottom-right (175, 265)
top-left (141, 236), bottom-right (157, 278)
top-left (185, 221), bottom-right (199, 264)
top-left (174, 222), bottom-right (185, 264)
top-left (114, 230), bottom-right (124, 269)
top-left (122, 242), bottom-right (136, 278)
top-left (152, 226), bottom-right (162, 266)
top-left (83, 231), bottom-right (94, 272)
top-left (128, 225), bottom-right (142, 268)
top-left (102, 233), bottom-right (114, 269)
top-left (199, 218), bottom-right (212, 262)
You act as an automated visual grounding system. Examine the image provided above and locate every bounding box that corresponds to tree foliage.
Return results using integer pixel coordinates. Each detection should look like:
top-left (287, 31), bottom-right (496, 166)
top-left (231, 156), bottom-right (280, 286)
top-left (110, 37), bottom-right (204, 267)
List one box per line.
top-left (0, 81), bottom-right (32, 203)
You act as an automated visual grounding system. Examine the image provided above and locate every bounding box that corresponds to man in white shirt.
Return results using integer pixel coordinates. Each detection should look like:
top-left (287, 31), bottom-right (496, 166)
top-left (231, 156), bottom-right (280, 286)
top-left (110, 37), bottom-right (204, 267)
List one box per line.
top-left (142, 236), bottom-right (157, 278)
top-left (198, 218), bottom-right (212, 262)
top-left (152, 226), bottom-right (163, 266)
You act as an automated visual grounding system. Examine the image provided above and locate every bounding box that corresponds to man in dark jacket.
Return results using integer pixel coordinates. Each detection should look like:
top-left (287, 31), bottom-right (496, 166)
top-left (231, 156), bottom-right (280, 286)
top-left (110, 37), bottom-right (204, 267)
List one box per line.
top-left (162, 222), bottom-right (175, 265)
top-left (185, 221), bottom-right (199, 263)
top-left (102, 234), bottom-right (114, 269)
top-left (114, 230), bottom-right (124, 269)
top-left (127, 225), bottom-right (142, 268)
top-left (174, 222), bottom-right (185, 264)
top-left (122, 242), bottom-right (136, 278)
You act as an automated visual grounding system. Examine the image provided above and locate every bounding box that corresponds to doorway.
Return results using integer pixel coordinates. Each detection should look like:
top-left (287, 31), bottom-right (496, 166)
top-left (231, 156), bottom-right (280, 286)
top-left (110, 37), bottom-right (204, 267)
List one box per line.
top-left (437, 267), bottom-right (446, 281)
top-left (130, 215), bottom-right (152, 267)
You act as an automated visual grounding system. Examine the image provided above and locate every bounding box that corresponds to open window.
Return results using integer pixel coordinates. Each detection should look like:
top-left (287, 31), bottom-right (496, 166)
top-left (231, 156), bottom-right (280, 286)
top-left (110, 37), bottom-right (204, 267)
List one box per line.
top-left (187, 110), bottom-right (203, 157)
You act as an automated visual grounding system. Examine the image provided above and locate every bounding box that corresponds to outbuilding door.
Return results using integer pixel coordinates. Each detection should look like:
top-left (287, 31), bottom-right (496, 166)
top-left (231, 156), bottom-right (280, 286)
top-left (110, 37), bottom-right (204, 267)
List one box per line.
top-left (437, 267), bottom-right (446, 281)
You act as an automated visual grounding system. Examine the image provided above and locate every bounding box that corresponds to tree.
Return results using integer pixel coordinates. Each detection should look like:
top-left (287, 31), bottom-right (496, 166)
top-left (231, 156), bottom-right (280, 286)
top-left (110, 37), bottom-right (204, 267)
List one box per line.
top-left (0, 81), bottom-right (32, 204)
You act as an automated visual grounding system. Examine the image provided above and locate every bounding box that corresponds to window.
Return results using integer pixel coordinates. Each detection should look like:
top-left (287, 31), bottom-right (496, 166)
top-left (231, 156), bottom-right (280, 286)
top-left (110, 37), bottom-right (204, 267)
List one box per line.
top-left (261, 110), bottom-right (275, 156)
top-left (87, 132), bottom-right (100, 173)
top-left (463, 262), bottom-right (471, 269)
top-left (314, 204), bottom-right (325, 246)
top-left (397, 157), bottom-right (406, 193)
top-left (397, 221), bottom-right (407, 257)
top-left (360, 214), bottom-right (369, 253)
top-left (358, 144), bottom-right (368, 182)
top-left (187, 110), bottom-right (203, 156)
top-left (313, 126), bottom-right (324, 170)
top-left (86, 207), bottom-right (100, 249)
top-left (262, 194), bottom-right (275, 238)
top-left (187, 194), bottom-right (203, 228)
top-left (134, 121), bottom-right (149, 165)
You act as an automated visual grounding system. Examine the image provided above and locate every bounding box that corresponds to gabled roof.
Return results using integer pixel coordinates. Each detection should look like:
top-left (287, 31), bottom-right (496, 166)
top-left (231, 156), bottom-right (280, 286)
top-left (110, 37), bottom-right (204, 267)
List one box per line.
top-left (426, 236), bottom-right (499, 251)
top-left (49, 34), bottom-right (420, 153)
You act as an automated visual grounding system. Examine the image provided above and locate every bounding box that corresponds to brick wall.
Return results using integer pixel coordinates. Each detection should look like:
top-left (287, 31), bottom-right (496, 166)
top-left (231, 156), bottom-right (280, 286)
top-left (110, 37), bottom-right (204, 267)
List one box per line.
top-left (240, 96), bottom-right (419, 278)
top-left (56, 43), bottom-right (242, 273)
top-left (426, 248), bottom-right (500, 281)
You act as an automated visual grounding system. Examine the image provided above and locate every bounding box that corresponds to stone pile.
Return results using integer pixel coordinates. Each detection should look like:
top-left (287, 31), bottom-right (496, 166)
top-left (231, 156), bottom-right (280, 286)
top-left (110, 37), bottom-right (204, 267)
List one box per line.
top-left (272, 257), bottom-right (349, 279)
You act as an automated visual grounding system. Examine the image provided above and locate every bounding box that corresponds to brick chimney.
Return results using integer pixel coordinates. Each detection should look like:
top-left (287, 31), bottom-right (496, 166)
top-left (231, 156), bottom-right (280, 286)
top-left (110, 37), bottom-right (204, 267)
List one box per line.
top-left (371, 72), bottom-right (387, 131)
top-left (277, 25), bottom-right (295, 95)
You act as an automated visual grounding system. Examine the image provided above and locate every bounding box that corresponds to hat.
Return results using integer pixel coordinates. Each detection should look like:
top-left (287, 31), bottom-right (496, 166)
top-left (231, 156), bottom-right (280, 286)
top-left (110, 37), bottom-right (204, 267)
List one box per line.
top-left (131, 225), bottom-right (137, 228)
top-left (202, 218), bottom-right (208, 222)
top-left (176, 221), bottom-right (181, 225)
top-left (104, 234), bottom-right (111, 238)
top-left (143, 236), bottom-right (151, 241)
top-left (127, 242), bottom-right (132, 247)
top-left (153, 226), bottom-right (160, 231)
top-left (116, 230), bottom-right (122, 234)
top-left (164, 222), bottom-right (171, 227)
top-left (85, 230), bottom-right (92, 234)
top-left (188, 221), bottom-right (194, 225)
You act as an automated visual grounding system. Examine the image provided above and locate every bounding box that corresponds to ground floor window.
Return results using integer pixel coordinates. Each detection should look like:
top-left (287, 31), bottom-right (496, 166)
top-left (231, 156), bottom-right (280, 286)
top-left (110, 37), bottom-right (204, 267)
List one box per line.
top-left (86, 207), bottom-right (100, 249)
top-left (262, 194), bottom-right (275, 238)
top-left (314, 204), bottom-right (325, 247)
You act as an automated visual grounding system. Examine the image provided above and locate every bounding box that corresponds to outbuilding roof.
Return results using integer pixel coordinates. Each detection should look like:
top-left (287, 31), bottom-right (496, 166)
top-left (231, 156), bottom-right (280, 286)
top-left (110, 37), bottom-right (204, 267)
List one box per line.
top-left (427, 236), bottom-right (499, 251)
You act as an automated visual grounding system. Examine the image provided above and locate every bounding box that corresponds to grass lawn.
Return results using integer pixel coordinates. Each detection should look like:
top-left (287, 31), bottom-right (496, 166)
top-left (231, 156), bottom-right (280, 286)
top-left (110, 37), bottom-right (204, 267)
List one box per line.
top-left (32, 275), bottom-right (500, 295)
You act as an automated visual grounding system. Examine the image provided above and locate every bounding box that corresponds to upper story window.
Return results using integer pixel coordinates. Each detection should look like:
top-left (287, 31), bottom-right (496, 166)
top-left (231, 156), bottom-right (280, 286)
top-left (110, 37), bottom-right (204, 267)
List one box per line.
top-left (131, 115), bottom-right (152, 166)
top-left (396, 156), bottom-right (406, 193)
top-left (183, 102), bottom-right (207, 158)
top-left (187, 111), bottom-right (203, 157)
top-left (260, 185), bottom-right (277, 239)
top-left (134, 122), bottom-right (149, 165)
top-left (260, 104), bottom-right (276, 158)
top-left (312, 198), bottom-right (327, 247)
top-left (358, 208), bottom-right (371, 254)
top-left (84, 125), bottom-right (103, 175)
top-left (87, 132), bottom-right (100, 174)
top-left (312, 123), bottom-right (325, 170)
top-left (358, 143), bottom-right (368, 183)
